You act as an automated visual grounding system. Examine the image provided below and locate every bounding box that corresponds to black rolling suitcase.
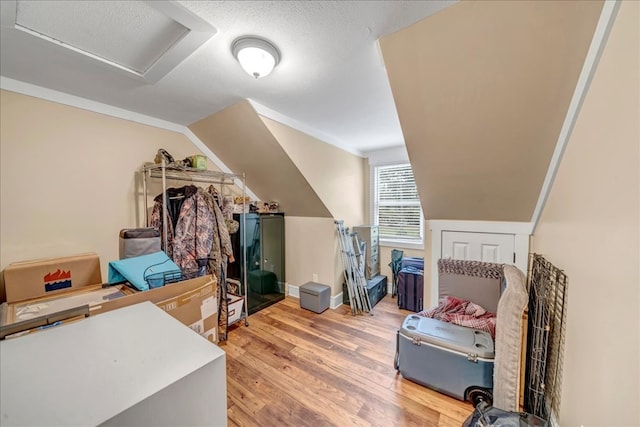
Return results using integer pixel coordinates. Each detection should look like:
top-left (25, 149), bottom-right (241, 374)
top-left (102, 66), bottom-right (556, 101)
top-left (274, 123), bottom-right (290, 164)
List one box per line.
top-left (397, 267), bottom-right (424, 312)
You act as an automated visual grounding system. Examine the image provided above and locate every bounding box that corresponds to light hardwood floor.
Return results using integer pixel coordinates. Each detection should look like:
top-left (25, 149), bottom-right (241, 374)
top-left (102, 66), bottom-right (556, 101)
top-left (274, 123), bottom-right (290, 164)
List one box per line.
top-left (224, 295), bottom-right (474, 426)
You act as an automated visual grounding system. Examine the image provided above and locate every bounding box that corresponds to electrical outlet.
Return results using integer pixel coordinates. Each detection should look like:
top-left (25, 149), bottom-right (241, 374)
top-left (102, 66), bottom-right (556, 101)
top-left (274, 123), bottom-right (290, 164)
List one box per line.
top-left (312, 273), bottom-right (318, 282)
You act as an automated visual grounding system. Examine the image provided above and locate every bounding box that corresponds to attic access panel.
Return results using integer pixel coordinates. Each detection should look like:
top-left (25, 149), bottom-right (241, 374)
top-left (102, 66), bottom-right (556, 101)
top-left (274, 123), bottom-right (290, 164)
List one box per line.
top-left (2, 0), bottom-right (216, 83)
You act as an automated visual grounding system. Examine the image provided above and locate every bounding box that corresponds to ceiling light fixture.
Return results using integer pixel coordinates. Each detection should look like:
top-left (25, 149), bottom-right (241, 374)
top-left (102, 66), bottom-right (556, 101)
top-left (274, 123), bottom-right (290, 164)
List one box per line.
top-left (232, 36), bottom-right (280, 79)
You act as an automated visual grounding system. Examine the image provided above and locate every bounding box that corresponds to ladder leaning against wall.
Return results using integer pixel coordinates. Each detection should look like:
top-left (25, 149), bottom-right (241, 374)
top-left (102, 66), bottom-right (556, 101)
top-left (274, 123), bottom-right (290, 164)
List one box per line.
top-left (335, 220), bottom-right (373, 316)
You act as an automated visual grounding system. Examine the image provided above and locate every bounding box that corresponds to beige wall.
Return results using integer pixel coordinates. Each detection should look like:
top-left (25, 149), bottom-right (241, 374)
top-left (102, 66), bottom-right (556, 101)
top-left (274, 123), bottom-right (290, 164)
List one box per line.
top-left (380, 0), bottom-right (603, 222)
top-left (531, 2), bottom-right (639, 425)
top-left (284, 217), bottom-right (342, 295)
top-left (259, 116), bottom-right (367, 297)
top-left (0, 90), bottom-right (205, 300)
top-left (188, 101), bottom-right (332, 218)
top-left (0, 91), bottom-right (366, 303)
top-left (261, 117), bottom-right (365, 227)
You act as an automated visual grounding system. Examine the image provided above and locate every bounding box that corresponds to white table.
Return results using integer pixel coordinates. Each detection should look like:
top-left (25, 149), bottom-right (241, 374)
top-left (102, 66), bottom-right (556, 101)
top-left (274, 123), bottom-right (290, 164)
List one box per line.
top-left (1, 301), bottom-right (227, 426)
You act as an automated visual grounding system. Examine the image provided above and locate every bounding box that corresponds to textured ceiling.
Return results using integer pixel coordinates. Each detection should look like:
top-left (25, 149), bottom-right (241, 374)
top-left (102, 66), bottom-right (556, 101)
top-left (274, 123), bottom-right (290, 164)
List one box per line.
top-left (0, 0), bottom-right (457, 154)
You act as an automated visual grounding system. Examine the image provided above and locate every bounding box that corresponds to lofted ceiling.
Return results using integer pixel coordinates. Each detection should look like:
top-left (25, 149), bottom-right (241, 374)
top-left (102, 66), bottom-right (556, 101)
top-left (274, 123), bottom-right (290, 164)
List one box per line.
top-left (0, 0), bottom-right (457, 154)
top-left (380, 0), bottom-right (605, 221)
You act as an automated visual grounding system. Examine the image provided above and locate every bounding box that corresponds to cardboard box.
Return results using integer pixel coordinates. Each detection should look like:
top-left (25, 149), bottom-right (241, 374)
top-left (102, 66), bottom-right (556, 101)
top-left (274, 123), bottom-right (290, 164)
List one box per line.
top-left (1, 275), bottom-right (219, 343)
top-left (156, 281), bottom-right (218, 343)
top-left (91, 275), bottom-right (219, 343)
top-left (3, 253), bottom-right (102, 303)
top-left (1, 283), bottom-right (134, 326)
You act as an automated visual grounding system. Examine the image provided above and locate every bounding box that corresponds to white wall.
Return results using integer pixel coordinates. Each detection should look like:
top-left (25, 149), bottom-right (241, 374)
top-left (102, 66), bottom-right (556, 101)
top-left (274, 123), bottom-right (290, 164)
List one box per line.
top-left (531, 2), bottom-right (639, 425)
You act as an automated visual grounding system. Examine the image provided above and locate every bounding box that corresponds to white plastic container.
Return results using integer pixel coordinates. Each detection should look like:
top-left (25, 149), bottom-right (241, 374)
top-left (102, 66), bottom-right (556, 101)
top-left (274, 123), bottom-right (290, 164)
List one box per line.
top-left (227, 293), bottom-right (245, 324)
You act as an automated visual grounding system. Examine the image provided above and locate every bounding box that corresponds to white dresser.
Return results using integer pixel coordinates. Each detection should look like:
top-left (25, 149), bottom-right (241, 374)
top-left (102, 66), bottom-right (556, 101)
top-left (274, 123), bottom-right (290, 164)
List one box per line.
top-left (0, 301), bottom-right (227, 426)
top-left (353, 225), bottom-right (380, 279)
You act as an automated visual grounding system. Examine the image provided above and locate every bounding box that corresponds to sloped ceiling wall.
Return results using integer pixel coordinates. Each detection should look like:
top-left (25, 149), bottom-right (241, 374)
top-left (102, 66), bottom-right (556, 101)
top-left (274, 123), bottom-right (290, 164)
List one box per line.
top-left (188, 100), bottom-right (332, 217)
top-left (261, 117), bottom-right (366, 227)
top-left (380, 0), bottom-right (603, 221)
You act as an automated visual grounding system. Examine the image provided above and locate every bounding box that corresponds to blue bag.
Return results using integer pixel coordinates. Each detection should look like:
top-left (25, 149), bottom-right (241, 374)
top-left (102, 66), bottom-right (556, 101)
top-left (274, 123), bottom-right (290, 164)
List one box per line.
top-left (108, 251), bottom-right (181, 291)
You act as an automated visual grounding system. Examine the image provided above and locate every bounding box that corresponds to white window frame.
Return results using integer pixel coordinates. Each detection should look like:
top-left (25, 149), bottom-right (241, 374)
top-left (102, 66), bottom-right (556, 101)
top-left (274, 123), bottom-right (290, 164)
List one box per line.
top-left (370, 162), bottom-right (424, 250)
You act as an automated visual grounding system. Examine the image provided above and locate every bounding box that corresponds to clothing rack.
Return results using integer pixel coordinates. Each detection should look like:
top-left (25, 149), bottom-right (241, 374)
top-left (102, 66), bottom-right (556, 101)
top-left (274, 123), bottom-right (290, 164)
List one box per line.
top-left (141, 161), bottom-right (249, 326)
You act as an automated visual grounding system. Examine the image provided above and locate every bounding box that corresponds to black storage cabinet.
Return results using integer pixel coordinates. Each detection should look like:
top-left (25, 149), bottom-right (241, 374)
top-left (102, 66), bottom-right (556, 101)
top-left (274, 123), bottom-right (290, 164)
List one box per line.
top-left (229, 212), bottom-right (285, 315)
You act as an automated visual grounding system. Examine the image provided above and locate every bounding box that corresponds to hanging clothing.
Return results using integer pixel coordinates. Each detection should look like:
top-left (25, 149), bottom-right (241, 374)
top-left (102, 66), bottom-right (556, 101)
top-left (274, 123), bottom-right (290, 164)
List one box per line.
top-left (199, 188), bottom-right (223, 283)
top-left (200, 186), bottom-right (235, 342)
top-left (207, 186), bottom-right (234, 265)
top-left (199, 187), bottom-right (226, 341)
top-left (150, 184), bottom-right (237, 343)
top-left (149, 185), bottom-right (214, 275)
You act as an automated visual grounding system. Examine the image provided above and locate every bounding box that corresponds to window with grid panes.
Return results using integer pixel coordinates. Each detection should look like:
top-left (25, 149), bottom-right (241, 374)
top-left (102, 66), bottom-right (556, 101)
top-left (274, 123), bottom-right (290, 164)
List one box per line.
top-left (373, 164), bottom-right (423, 244)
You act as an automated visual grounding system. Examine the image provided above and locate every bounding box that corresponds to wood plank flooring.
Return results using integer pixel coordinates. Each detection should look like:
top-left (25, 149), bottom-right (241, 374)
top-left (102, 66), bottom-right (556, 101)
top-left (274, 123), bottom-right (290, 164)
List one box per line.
top-left (224, 295), bottom-right (473, 426)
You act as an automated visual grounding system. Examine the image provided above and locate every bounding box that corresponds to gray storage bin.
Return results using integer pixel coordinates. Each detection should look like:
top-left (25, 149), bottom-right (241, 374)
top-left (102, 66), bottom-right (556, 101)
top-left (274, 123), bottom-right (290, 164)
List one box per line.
top-left (299, 282), bottom-right (330, 313)
top-left (119, 228), bottom-right (161, 259)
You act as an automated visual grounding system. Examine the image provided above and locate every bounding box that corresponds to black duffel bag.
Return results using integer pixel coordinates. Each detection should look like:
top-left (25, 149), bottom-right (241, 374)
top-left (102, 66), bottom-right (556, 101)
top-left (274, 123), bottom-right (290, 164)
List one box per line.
top-left (463, 402), bottom-right (547, 427)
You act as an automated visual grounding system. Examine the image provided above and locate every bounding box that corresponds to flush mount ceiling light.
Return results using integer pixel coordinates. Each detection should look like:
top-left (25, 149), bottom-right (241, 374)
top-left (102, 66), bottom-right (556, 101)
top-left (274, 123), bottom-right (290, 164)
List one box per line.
top-left (232, 36), bottom-right (280, 79)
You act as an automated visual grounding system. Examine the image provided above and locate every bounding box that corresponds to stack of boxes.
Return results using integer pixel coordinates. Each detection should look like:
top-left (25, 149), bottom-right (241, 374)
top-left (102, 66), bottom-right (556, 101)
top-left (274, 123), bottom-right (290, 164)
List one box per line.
top-left (1, 253), bottom-right (219, 342)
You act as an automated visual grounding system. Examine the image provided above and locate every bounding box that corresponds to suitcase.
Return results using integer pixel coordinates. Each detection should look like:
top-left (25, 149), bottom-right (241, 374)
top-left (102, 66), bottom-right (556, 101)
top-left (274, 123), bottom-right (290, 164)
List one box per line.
top-left (395, 314), bottom-right (494, 403)
top-left (401, 256), bottom-right (424, 271)
top-left (118, 228), bottom-right (161, 259)
top-left (397, 267), bottom-right (424, 311)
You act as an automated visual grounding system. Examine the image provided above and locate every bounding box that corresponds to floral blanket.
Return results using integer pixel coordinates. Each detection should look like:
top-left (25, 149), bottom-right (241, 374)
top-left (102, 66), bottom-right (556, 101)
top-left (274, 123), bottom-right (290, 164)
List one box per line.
top-left (419, 295), bottom-right (496, 339)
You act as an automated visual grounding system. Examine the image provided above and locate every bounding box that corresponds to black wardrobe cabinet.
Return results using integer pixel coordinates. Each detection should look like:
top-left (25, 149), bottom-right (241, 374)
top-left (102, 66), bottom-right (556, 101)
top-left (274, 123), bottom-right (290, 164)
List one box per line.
top-left (228, 212), bottom-right (285, 315)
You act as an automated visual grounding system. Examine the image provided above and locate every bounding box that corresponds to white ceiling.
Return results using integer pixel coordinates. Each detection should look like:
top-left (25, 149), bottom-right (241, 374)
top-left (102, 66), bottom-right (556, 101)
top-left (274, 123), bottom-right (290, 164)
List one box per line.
top-left (0, 0), bottom-right (456, 154)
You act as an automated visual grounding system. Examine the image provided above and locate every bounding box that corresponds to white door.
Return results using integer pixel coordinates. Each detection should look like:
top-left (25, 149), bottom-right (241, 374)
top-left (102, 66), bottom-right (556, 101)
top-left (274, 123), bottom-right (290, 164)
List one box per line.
top-left (442, 231), bottom-right (515, 264)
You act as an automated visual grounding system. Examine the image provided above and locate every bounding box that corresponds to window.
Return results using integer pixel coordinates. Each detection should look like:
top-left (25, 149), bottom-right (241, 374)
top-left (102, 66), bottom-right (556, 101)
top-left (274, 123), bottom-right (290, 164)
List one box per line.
top-left (373, 163), bottom-right (423, 246)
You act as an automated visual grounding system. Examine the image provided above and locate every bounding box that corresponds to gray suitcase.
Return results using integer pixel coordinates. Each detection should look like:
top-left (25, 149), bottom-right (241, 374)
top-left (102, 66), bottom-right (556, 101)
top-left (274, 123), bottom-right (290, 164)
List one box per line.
top-left (395, 314), bottom-right (495, 404)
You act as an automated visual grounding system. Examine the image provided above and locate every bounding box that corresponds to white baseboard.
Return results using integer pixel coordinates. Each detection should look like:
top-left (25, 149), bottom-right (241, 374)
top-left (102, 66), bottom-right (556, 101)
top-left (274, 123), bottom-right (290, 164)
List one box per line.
top-left (287, 285), bottom-right (345, 309)
top-left (330, 293), bottom-right (344, 309)
top-left (287, 284), bottom-right (300, 299)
